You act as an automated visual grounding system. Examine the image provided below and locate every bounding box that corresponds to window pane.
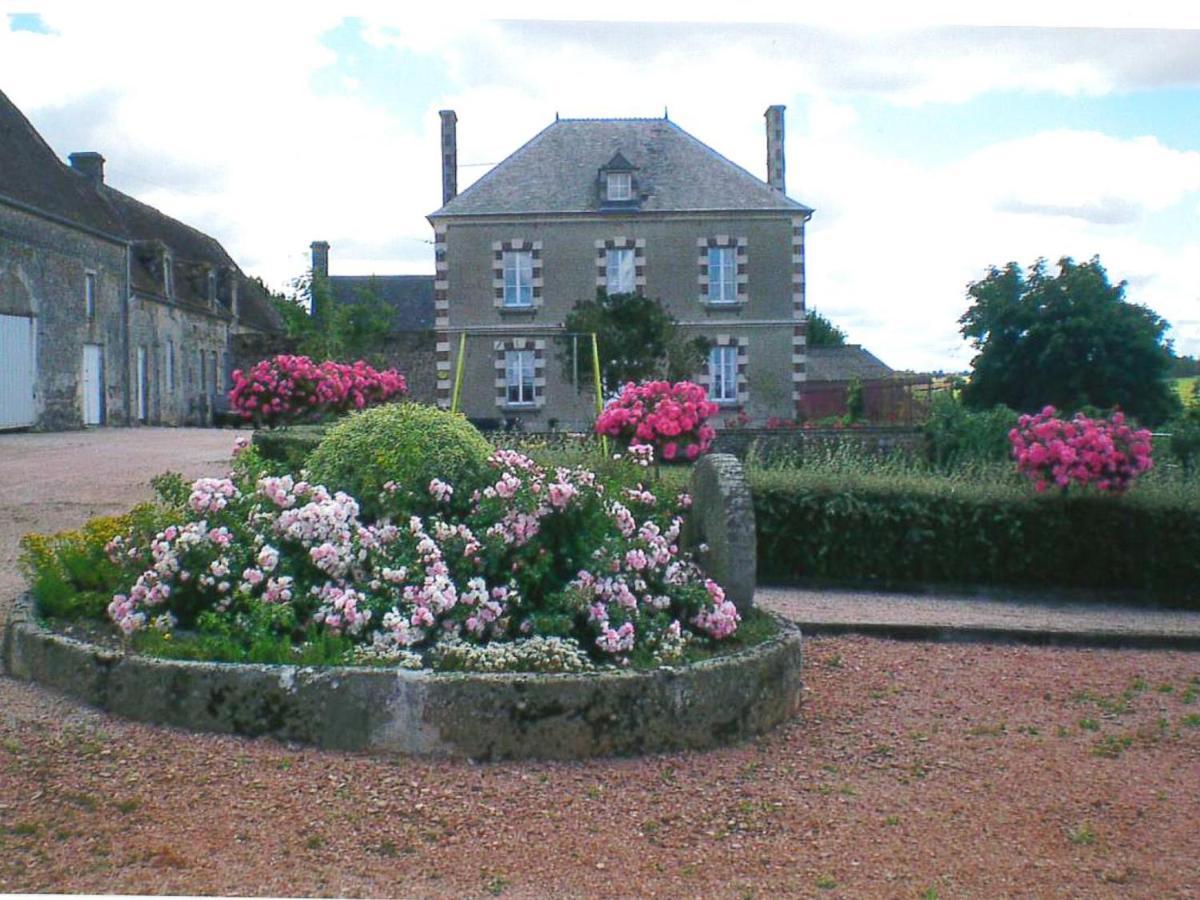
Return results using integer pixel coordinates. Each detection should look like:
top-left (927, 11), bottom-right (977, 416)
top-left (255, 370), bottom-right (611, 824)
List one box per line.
top-left (607, 248), bottom-right (635, 294)
top-left (707, 247), bottom-right (736, 302)
top-left (503, 251), bottom-right (533, 306)
top-left (607, 173), bottom-right (631, 201)
top-left (506, 350), bottom-right (535, 404)
top-left (708, 346), bottom-right (738, 401)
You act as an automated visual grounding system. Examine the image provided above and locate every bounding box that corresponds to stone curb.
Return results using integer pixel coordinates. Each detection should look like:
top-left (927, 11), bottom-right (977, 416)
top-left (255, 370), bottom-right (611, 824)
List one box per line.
top-left (1, 594), bottom-right (804, 761)
top-left (794, 620), bottom-right (1200, 652)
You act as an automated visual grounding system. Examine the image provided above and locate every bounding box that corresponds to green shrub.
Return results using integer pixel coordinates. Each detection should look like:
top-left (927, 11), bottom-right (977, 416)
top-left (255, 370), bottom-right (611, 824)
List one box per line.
top-left (306, 403), bottom-right (493, 520)
top-left (251, 424), bottom-right (329, 472)
top-left (924, 394), bottom-right (1018, 470)
top-left (751, 465), bottom-right (1200, 605)
top-left (20, 506), bottom-right (167, 620)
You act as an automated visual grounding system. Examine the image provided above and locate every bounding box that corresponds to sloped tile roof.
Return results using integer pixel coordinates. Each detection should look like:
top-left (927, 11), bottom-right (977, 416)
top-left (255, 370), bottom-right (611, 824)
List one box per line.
top-left (0, 88), bottom-right (281, 332)
top-left (805, 345), bottom-right (895, 383)
top-left (0, 89), bottom-right (125, 237)
top-left (329, 275), bottom-right (434, 332)
top-left (431, 117), bottom-right (813, 217)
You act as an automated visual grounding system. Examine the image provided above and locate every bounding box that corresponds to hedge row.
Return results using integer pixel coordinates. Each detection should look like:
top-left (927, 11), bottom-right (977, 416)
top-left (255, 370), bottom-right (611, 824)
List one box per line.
top-left (250, 425), bottom-right (329, 471)
top-left (751, 470), bottom-right (1200, 606)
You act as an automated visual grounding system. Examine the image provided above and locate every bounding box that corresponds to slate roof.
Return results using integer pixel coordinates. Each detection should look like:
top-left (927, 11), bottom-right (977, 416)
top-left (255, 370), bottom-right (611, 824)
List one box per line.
top-left (0, 88), bottom-right (281, 333)
top-left (805, 345), bottom-right (895, 383)
top-left (328, 275), bottom-right (434, 332)
top-left (430, 117), bottom-right (813, 217)
top-left (0, 89), bottom-right (125, 237)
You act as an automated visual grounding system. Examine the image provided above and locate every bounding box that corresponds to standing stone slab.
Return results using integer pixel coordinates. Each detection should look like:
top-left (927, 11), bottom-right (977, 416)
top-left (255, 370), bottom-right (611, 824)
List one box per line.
top-left (685, 453), bottom-right (756, 612)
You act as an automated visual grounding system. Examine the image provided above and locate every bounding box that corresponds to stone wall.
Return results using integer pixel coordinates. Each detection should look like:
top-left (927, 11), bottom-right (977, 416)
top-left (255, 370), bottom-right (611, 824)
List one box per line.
top-left (3, 592), bottom-right (803, 760)
top-left (0, 203), bottom-right (128, 429)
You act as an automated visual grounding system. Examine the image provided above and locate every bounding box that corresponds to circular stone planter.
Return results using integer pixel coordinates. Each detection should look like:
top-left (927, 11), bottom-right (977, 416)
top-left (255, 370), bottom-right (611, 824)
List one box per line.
top-left (2, 594), bottom-right (802, 760)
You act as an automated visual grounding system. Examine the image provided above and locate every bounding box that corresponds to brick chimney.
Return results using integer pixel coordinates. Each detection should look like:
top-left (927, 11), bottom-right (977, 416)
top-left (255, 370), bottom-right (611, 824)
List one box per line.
top-left (69, 151), bottom-right (106, 186)
top-left (439, 109), bottom-right (458, 205)
top-left (310, 241), bottom-right (329, 279)
top-left (764, 105), bottom-right (785, 195)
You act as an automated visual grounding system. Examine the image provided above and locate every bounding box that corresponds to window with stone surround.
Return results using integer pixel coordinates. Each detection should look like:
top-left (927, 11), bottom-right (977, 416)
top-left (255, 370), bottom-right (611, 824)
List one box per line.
top-left (494, 338), bottom-right (546, 409)
top-left (494, 240), bottom-right (543, 310)
top-left (505, 349), bottom-right (535, 405)
top-left (698, 236), bottom-right (748, 305)
top-left (595, 238), bottom-right (646, 296)
top-left (700, 335), bottom-right (749, 406)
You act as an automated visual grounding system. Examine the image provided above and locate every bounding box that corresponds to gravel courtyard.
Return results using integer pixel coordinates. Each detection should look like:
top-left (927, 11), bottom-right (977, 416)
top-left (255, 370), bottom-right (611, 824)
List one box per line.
top-left (1, 428), bottom-right (1198, 898)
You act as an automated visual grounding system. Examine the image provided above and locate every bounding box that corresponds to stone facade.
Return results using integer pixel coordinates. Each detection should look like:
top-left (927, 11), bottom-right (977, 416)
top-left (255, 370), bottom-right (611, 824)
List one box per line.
top-left (0, 202), bottom-right (127, 429)
top-left (0, 88), bottom-right (280, 431)
top-left (428, 110), bottom-right (813, 432)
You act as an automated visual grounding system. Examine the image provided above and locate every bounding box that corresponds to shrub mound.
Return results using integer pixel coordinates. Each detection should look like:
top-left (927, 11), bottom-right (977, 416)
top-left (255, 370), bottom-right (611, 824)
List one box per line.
top-left (306, 403), bottom-right (494, 520)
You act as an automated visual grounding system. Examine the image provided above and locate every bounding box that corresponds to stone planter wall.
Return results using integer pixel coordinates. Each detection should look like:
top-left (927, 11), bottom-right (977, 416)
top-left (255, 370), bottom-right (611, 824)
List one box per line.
top-left (3, 594), bottom-right (802, 760)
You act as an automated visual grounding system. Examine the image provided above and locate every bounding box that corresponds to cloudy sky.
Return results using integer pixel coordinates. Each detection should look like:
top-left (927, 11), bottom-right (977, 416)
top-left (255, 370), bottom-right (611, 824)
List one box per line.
top-left (3, 3), bottom-right (1198, 371)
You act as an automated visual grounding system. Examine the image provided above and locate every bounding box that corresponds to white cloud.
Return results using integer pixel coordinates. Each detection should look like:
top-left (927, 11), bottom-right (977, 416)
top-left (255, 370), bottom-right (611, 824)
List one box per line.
top-left (1, 10), bottom-right (1197, 369)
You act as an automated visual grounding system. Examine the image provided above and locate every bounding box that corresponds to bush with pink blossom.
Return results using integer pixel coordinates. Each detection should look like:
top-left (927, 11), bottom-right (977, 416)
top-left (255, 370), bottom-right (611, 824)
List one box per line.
top-left (594, 380), bottom-right (719, 463)
top-left (228, 355), bottom-right (407, 427)
top-left (1009, 406), bottom-right (1154, 494)
top-left (97, 443), bottom-right (747, 671)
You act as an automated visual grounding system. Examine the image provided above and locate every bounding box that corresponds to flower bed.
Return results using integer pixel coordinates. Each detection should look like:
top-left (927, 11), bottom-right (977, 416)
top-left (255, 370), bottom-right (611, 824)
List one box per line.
top-left (27, 441), bottom-right (748, 674)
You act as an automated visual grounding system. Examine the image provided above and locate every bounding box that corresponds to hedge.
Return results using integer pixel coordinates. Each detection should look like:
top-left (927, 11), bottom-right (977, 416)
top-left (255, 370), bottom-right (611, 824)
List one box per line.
top-left (751, 469), bottom-right (1200, 606)
top-left (251, 424), bottom-right (329, 471)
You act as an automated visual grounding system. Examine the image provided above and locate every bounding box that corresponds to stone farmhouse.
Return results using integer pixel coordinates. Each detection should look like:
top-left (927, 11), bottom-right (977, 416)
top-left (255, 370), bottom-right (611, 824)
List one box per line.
top-left (416, 106), bottom-right (813, 429)
top-left (0, 89), bottom-right (280, 430)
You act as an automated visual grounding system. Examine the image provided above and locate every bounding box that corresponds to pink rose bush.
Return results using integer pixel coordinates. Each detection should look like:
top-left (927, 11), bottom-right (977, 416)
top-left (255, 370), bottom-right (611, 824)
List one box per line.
top-left (1009, 406), bottom-right (1153, 494)
top-left (229, 355), bottom-right (406, 427)
top-left (103, 445), bottom-right (738, 671)
top-left (595, 381), bottom-right (719, 463)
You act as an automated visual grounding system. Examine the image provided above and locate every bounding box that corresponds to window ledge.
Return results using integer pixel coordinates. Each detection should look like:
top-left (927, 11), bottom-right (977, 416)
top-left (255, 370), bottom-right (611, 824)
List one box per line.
top-left (700, 299), bottom-right (747, 310)
top-left (499, 305), bottom-right (538, 316)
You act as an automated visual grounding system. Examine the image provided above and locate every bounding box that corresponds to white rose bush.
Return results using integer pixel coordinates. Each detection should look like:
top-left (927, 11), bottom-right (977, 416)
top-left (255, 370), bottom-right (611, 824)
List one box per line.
top-left (102, 443), bottom-right (742, 672)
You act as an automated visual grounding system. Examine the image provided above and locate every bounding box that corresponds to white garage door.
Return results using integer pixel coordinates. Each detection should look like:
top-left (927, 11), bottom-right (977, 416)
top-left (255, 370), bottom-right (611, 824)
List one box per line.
top-left (0, 314), bottom-right (36, 428)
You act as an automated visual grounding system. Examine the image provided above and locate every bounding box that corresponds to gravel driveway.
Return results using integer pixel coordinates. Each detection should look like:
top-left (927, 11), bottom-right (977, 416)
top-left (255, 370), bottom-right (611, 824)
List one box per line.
top-left (0, 427), bottom-right (236, 627)
top-left (1, 428), bottom-right (1198, 897)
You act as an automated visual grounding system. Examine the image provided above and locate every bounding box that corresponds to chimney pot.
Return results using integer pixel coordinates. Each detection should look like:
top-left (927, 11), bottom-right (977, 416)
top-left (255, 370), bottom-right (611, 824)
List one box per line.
top-left (764, 105), bottom-right (786, 195)
top-left (69, 151), bottom-right (106, 186)
top-left (439, 109), bottom-right (458, 206)
top-left (310, 241), bottom-right (330, 279)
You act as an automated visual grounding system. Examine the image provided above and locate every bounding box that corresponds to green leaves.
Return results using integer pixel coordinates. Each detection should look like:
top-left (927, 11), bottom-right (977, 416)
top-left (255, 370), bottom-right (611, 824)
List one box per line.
top-left (750, 466), bottom-right (1200, 603)
top-left (960, 256), bottom-right (1179, 425)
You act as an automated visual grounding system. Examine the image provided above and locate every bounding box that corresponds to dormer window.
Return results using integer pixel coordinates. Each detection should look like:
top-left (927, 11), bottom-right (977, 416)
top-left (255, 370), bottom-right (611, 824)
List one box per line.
top-left (597, 151), bottom-right (639, 210)
top-left (606, 172), bottom-right (632, 201)
top-left (207, 270), bottom-right (217, 304)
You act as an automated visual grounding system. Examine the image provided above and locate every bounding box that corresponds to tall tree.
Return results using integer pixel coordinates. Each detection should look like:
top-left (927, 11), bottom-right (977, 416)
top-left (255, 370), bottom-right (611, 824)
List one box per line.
top-left (560, 290), bottom-right (708, 396)
top-left (805, 308), bottom-right (848, 347)
top-left (273, 271), bottom-right (393, 365)
top-left (959, 256), bottom-right (1179, 425)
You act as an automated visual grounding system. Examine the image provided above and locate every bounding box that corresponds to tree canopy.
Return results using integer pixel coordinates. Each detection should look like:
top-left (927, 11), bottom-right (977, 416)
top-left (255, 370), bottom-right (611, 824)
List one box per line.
top-left (560, 290), bottom-right (708, 396)
top-left (805, 309), bottom-right (848, 347)
top-left (272, 271), bottom-right (394, 365)
top-left (959, 256), bottom-right (1179, 425)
